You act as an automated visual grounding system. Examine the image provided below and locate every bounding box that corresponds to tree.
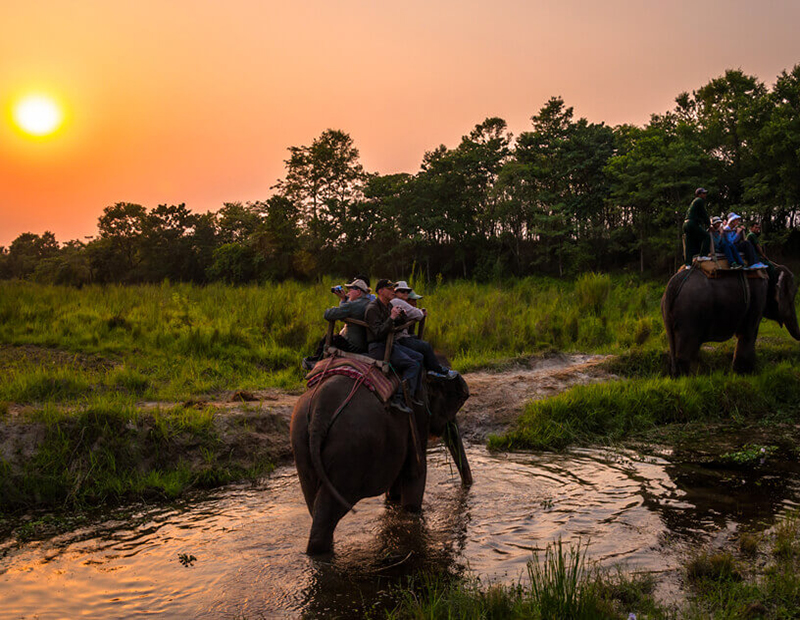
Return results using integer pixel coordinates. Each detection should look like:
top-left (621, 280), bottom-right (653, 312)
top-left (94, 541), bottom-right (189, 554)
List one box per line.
top-left (606, 114), bottom-right (710, 272)
top-left (5, 231), bottom-right (60, 279)
top-left (745, 64), bottom-right (800, 237)
top-left (274, 129), bottom-right (368, 248)
top-left (95, 202), bottom-right (147, 280)
top-left (691, 70), bottom-right (768, 208)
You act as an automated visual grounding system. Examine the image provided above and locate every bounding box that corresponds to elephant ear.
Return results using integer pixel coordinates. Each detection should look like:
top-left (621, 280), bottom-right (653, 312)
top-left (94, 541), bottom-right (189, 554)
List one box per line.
top-left (427, 373), bottom-right (469, 436)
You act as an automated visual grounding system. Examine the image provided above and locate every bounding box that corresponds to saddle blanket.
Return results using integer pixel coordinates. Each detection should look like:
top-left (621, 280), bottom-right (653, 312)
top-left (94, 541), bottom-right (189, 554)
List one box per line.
top-left (305, 356), bottom-right (399, 403)
top-left (683, 258), bottom-right (767, 280)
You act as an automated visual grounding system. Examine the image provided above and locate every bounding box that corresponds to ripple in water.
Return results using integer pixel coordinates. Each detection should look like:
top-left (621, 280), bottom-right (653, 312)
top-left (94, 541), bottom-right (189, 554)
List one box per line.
top-left (2, 443), bottom-right (799, 618)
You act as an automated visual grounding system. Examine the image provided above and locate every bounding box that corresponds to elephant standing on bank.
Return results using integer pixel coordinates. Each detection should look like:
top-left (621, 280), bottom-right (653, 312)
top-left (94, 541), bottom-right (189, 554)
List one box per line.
top-left (661, 264), bottom-right (800, 375)
top-left (290, 373), bottom-right (472, 555)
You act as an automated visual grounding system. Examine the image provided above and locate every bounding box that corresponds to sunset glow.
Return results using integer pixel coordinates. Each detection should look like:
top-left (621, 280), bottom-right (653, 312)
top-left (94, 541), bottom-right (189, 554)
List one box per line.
top-left (1, 0), bottom-right (799, 246)
top-left (12, 95), bottom-right (63, 137)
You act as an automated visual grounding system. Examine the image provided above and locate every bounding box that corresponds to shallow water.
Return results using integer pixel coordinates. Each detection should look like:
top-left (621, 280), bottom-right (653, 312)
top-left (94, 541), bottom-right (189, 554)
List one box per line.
top-left (2, 443), bottom-right (800, 619)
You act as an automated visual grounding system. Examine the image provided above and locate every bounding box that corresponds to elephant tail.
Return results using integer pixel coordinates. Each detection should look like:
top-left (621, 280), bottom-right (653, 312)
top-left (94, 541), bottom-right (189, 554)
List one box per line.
top-left (308, 381), bottom-right (356, 513)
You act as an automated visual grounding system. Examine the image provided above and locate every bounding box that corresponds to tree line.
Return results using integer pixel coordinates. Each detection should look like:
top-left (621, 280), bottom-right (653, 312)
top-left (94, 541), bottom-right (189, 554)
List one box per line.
top-left (3, 66), bottom-right (799, 285)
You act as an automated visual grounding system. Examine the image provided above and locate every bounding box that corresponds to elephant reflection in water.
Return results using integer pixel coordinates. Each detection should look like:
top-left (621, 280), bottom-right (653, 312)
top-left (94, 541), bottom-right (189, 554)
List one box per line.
top-left (291, 371), bottom-right (472, 555)
top-left (662, 264), bottom-right (800, 375)
top-left (299, 479), bottom-right (472, 618)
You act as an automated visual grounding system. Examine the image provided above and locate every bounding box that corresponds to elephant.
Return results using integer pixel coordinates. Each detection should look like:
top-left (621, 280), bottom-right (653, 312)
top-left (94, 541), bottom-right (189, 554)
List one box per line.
top-left (290, 371), bottom-right (472, 555)
top-left (661, 263), bottom-right (800, 375)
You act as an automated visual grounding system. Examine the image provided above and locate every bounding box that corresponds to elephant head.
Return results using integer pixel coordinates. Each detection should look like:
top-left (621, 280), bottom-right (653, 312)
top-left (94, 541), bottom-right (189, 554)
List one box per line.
top-left (766, 265), bottom-right (800, 341)
top-left (426, 373), bottom-right (473, 487)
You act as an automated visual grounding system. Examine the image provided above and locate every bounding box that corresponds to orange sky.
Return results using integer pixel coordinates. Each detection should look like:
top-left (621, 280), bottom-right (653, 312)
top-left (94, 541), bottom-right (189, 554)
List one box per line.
top-left (2, 0), bottom-right (799, 247)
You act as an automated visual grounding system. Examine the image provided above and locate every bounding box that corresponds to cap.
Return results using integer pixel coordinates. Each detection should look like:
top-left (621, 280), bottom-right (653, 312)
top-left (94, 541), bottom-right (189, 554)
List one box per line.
top-left (345, 278), bottom-right (369, 293)
top-left (696, 187), bottom-right (708, 196)
top-left (727, 212), bottom-right (741, 223)
top-left (711, 216), bottom-right (722, 224)
top-left (375, 278), bottom-right (394, 292)
top-left (394, 280), bottom-right (412, 292)
top-left (408, 290), bottom-right (423, 300)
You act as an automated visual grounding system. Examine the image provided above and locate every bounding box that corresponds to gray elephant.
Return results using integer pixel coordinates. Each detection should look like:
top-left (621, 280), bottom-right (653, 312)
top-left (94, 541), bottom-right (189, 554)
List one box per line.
top-left (661, 264), bottom-right (800, 375)
top-left (290, 372), bottom-right (472, 555)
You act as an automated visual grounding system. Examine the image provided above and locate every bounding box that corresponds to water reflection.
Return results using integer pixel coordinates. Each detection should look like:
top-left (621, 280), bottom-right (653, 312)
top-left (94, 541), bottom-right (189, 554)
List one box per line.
top-left (2, 443), bottom-right (799, 618)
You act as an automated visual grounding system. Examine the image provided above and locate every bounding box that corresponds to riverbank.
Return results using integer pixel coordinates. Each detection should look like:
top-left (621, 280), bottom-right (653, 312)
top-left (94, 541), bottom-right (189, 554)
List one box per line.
top-left (0, 353), bottom-right (611, 513)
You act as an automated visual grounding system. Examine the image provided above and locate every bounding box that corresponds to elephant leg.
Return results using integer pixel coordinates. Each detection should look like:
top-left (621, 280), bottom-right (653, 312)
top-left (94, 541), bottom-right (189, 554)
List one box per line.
top-left (306, 487), bottom-right (350, 556)
top-left (673, 333), bottom-right (701, 376)
top-left (386, 478), bottom-right (402, 505)
top-left (733, 333), bottom-right (757, 374)
top-left (399, 457), bottom-right (427, 513)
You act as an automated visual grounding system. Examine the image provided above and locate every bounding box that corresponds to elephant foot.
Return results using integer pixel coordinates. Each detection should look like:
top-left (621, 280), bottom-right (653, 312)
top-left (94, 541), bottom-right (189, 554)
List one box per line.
top-left (732, 358), bottom-right (756, 374)
top-left (385, 492), bottom-right (401, 505)
top-left (306, 537), bottom-right (334, 556)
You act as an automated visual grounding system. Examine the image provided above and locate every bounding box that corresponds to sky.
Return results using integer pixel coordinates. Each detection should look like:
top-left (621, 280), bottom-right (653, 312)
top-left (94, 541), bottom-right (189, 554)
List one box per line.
top-left (2, 0), bottom-right (799, 247)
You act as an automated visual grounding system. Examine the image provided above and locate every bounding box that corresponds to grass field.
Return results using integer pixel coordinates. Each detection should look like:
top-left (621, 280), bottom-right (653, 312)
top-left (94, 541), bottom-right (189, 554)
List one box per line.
top-left (2, 275), bottom-right (799, 511)
top-left (1, 274), bottom-right (671, 404)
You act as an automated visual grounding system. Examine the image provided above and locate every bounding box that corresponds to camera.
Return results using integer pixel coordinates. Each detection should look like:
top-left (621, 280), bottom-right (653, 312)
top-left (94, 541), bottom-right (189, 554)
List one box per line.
top-left (331, 285), bottom-right (344, 294)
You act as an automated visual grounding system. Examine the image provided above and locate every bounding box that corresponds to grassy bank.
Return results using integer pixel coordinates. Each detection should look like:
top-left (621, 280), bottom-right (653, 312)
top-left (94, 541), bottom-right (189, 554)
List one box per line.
top-left (384, 513), bottom-right (800, 619)
top-left (0, 398), bottom-right (283, 512)
top-left (489, 363), bottom-right (800, 451)
top-left (1, 275), bottom-right (668, 403)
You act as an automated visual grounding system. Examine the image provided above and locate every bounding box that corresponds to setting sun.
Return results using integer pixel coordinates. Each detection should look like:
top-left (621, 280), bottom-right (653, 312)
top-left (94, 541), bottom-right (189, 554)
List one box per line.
top-left (12, 94), bottom-right (63, 137)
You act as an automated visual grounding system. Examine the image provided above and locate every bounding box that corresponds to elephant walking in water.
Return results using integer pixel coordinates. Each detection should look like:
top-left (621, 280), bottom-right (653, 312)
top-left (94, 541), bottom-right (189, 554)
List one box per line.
top-left (290, 372), bottom-right (472, 555)
top-left (661, 264), bottom-right (800, 375)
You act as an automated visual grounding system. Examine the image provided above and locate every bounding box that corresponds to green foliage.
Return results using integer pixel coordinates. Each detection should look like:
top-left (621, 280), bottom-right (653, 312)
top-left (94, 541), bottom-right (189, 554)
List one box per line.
top-left (489, 364), bottom-right (800, 451)
top-left (385, 539), bottom-right (664, 619)
top-left (0, 277), bottom-right (669, 402)
top-left (0, 400), bottom-right (274, 512)
top-left (720, 444), bottom-right (778, 467)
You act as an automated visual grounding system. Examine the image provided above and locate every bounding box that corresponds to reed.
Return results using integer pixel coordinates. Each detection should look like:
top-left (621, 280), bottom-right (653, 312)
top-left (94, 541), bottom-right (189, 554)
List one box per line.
top-left (383, 539), bottom-right (663, 619)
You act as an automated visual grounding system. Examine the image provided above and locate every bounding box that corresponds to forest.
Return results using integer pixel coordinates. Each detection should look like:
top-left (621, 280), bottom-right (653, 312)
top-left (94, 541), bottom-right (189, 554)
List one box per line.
top-left (2, 66), bottom-right (799, 284)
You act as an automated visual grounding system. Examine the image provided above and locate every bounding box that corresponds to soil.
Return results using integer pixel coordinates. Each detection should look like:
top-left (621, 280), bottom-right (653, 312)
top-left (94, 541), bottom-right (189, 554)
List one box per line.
top-left (0, 354), bottom-right (615, 487)
top-left (189, 352), bottom-right (614, 462)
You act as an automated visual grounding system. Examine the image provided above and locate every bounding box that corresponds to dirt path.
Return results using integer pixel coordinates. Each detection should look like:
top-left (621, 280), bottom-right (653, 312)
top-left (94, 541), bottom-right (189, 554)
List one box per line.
top-left (176, 353), bottom-right (616, 462)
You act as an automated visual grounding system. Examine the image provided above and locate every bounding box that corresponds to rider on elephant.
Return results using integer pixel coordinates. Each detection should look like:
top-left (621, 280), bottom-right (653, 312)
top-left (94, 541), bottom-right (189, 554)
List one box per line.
top-left (391, 281), bottom-right (457, 379)
top-left (746, 222), bottom-right (776, 277)
top-left (364, 279), bottom-right (423, 413)
top-left (302, 278), bottom-right (371, 370)
top-left (683, 187), bottom-right (711, 267)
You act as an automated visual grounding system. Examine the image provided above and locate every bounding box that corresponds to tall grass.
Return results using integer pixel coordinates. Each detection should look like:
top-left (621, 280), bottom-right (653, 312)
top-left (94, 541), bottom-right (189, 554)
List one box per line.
top-left (2, 275), bottom-right (798, 403)
top-left (385, 538), bottom-right (662, 619)
top-left (0, 276), bottom-right (669, 403)
top-left (1, 397), bottom-right (275, 511)
top-left (489, 363), bottom-right (800, 450)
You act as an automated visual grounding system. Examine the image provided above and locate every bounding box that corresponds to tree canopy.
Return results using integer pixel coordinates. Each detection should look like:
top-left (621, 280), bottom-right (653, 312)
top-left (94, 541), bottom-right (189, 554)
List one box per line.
top-left (4, 65), bottom-right (800, 284)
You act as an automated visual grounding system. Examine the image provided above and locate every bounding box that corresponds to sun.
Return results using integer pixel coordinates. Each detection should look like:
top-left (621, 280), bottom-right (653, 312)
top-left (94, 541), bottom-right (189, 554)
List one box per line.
top-left (12, 94), bottom-right (63, 137)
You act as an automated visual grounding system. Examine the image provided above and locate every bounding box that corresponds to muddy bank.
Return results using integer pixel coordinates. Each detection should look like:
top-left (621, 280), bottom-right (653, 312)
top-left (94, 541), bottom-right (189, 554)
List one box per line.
top-left (0, 354), bottom-right (612, 511)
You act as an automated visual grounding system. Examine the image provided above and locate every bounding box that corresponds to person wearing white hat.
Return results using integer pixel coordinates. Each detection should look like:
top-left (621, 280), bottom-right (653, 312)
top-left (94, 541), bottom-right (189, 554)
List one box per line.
top-left (710, 216), bottom-right (743, 268)
top-left (724, 213), bottom-right (758, 266)
top-left (392, 281), bottom-right (457, 379)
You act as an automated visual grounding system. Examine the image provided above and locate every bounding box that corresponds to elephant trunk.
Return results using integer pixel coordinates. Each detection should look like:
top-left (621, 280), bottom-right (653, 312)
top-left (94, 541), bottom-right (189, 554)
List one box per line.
top-left (444, 421), bottom-right (473, 487)
top-left (777, 269), bottom-right (800, 341)
top-left (786, 305), bottom-right (800, 341)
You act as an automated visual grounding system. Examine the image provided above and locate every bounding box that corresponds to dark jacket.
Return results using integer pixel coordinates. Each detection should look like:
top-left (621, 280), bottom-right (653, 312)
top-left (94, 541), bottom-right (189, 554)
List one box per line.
top-left (364, 298), bottom-right (403, 344)
top-left (323, 296), bottom-right (370, 352)
top-left (685, 197), bottom-right (710, 227)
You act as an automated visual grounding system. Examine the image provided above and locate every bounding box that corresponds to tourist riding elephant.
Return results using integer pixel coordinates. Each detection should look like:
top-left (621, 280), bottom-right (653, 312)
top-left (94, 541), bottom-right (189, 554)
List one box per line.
top-left (661, 264), bottom-right (800, 375)
top-left (290, 372), bottom-right (472, 555)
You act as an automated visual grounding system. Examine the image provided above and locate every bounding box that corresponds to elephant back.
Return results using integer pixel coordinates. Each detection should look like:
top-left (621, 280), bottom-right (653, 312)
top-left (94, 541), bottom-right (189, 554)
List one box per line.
top-left (305, 355), bottom-right (399, 404)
